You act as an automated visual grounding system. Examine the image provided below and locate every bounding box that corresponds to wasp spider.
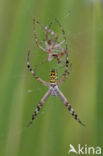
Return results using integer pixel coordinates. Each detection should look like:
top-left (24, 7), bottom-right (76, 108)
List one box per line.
top-left (33, 19), bottom-right (67, 63)
top-left (27, 46), bottom-right (84, 126)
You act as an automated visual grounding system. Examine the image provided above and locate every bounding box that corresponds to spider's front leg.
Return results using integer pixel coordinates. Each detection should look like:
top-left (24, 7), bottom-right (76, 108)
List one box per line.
top-left (55, 18), bottom-right (66, 44)
top-left (35, 20), bottom-right (58, 50)
top-left (34, 21), bottom-right (53, 47)
top-left (27, 89), bottom-right (51, 126)
top-left (44, 21), bottom-right (53, 41)
top-left (27, 50), bottom-right (49, 87)
top-left (35, 20), bottom-right (57, 39)
top-left (33, 19), bottom-right (47, 52)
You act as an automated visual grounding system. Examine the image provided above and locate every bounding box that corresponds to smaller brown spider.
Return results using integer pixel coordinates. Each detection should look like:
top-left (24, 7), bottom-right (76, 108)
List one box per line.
top-left (33, 19), bottom-right (67, 63)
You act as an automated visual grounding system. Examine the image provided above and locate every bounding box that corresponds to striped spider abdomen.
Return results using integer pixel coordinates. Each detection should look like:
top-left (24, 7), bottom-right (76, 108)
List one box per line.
top-left (49, 69), bottom-right (58, 84)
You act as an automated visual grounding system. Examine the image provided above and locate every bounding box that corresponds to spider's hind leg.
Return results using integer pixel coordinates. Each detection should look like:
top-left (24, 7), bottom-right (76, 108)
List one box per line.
top-left (27, 89), bottom-right (51, 126)
top-left (55, 87), bottom-right (85, 126)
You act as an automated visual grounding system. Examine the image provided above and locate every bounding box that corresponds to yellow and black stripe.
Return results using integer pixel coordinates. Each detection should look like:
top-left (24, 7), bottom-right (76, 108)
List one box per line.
top-left (49, 69), bottom-right (58, 83)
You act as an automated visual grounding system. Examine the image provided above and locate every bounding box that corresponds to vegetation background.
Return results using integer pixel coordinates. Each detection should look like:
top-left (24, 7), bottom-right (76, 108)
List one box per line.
top-left (0, 0), bottom-right (103, 156)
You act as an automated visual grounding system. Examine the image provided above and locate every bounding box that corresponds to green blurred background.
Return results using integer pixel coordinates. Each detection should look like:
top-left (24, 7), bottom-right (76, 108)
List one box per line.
top-left (0, 0), bottom-right (103, 156)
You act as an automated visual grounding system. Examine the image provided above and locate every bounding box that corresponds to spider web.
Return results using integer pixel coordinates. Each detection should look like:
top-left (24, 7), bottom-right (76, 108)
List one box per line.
top-left (0, 6), bottom-right (100, 150)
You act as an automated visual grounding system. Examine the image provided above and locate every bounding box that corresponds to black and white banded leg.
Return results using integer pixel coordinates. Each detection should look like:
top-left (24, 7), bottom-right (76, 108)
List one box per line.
top-left (27, 50), bottom-right (48, 87)
top-left (28, 89), bottom-right (51, 126)
top-left (55, 87), bottom-right (85, 126)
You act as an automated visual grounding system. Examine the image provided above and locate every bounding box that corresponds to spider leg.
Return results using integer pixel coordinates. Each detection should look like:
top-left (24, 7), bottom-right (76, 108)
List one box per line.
top-left (58, 45), bottom-right (71, 86)
top-left (38, 22), bottom-right (53, 49)
top-left (53, 19), bottom-right (67, 63)
top-left (55, 87), bottom-right (85, 126)
top-left (34, 20), bottom-right (58, 49)
top-left (27, 50), bottom-right (49, 87)
top-left (57, 49), bottom-right (67, 63)
top-left (33, 19), bottom-right (47, 52)
top-left (38, 22), bottom-right (53, 44)
top-left (35, 20), bottom-right (57, 38)
top-left (54, 40), bottom-right (65, 48)
top-left (52, 50), bottom-right (66, 64)
top-left (55, 46), bottom-right (65, 51)
top-left (27, 89), bottom-right (51, 126)
top-left (51, 46), bottom-right (66, 63)
top-left (45, 22), bottom-right (53, 40)
top-left (55, 18), bottom-right (66, 43)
